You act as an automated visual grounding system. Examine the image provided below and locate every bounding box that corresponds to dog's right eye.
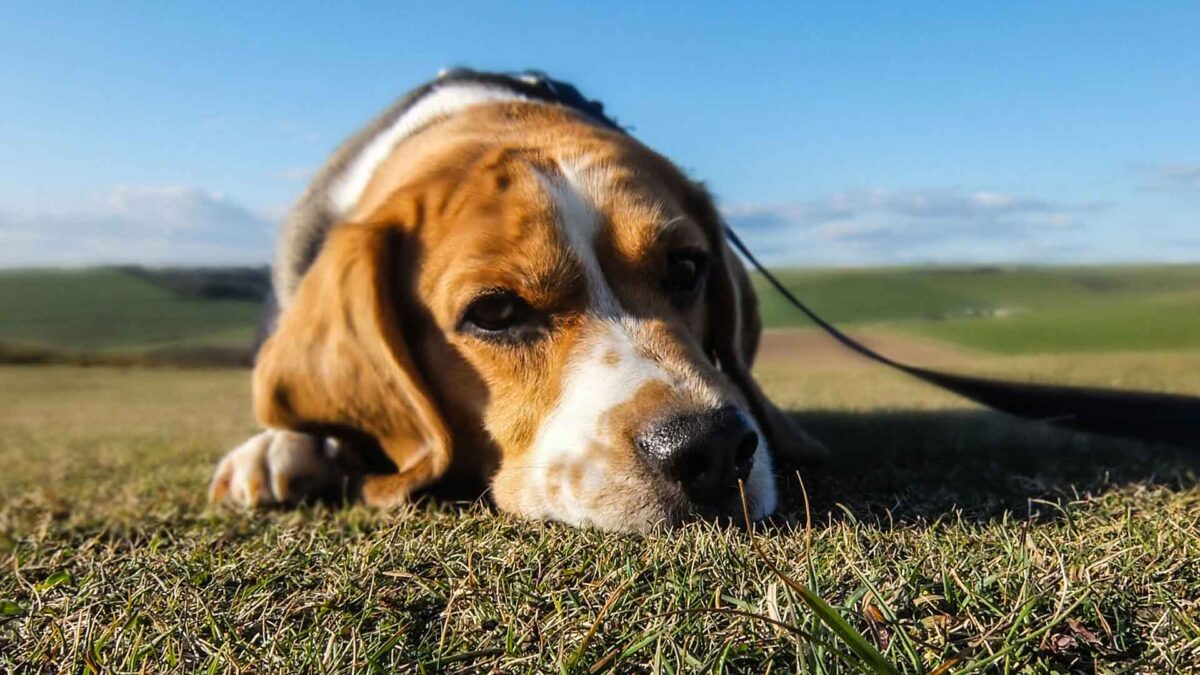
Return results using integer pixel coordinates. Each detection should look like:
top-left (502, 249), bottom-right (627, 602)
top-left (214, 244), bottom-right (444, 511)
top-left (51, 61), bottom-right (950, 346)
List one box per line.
top-left (458, 290), bottom-right (545, 342)
top-left (664, 249), bottom-right (710, 308)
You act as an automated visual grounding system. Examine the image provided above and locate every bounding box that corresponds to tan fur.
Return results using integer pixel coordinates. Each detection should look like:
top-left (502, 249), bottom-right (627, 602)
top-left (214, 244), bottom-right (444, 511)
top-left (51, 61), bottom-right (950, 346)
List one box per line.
top-left (219, 99), bottom-right (825, 520)
top-left (253, 221), bottom-right (451, 505)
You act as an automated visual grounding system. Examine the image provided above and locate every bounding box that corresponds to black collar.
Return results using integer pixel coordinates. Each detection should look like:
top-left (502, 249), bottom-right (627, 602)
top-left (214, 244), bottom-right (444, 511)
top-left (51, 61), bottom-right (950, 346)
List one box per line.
top-left (434, 68), bottom-right (625, 133)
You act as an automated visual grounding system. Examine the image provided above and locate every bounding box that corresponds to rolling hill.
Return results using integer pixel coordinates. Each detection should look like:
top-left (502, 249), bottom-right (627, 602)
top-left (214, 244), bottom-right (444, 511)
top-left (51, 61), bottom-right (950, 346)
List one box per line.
top-left (1, 264), bottom-right (1198, 362)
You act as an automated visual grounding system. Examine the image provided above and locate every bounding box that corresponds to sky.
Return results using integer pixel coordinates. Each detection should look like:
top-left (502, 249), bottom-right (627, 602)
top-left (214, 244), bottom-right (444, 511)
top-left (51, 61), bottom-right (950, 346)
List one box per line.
top-left (2, 2), bottom-right (1198, 267)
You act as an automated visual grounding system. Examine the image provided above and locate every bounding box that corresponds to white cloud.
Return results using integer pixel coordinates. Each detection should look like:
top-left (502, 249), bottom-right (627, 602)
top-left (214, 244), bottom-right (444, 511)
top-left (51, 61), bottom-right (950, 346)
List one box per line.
top-left (1141, 163), bottom-right (1200, 193)
top-left (723, 188), bottom-right (1103, 265)
top-left (0, 186), bottom-right (274, 267)
top-left (0, 182), bottom-right (1187, 268)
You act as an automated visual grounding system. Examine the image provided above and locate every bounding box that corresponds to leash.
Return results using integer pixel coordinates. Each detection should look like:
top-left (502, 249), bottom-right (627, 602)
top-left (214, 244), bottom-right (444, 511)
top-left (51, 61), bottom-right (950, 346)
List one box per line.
top-left (726, 229), bottom-right (1200, 447)
top-left (443, 69), bottom-right (1200, 447)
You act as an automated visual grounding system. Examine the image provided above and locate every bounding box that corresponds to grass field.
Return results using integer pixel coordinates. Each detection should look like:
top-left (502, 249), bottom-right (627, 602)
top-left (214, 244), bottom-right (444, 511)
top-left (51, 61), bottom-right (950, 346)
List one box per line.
top-left (751, 265), bottom-right (1200, 354)
top-left (2, 347), bottom-right (1199, 672)
top-left (0, 268), bottom-right (261, 357)
top-left (3, 265), bottom-right (1200, 360)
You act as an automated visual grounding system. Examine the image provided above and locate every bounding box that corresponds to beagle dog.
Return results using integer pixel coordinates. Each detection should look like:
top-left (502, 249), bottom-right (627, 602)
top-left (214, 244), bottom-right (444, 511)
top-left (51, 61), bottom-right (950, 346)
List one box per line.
top-left (209, 69), bottom-right (826, 531)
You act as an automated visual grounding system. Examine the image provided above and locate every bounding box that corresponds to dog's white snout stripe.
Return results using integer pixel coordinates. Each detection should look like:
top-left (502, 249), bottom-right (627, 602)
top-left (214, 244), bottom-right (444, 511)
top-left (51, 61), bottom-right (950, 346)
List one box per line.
top-left (507, 158), bottom-right (778, 525)
top-left (524, 320), bottom-right (668, 523)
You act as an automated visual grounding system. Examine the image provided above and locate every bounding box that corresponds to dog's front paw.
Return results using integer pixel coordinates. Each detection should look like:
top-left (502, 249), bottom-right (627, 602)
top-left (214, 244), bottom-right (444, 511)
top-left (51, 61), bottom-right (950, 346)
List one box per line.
top-left (208, 430), bottom-right (342, 507)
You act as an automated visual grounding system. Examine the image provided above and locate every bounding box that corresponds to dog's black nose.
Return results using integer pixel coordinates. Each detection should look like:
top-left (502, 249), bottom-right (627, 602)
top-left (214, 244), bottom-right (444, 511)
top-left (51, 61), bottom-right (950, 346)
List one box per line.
top-left (635, 406), bottom-right (759, 504)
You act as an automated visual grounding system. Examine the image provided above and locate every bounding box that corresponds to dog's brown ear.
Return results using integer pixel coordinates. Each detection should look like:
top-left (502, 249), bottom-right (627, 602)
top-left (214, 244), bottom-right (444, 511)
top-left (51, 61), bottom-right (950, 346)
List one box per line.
top-left (689, 185), bottom-right (830, 465)
top-left (252, 221), bottom-right (451, 506)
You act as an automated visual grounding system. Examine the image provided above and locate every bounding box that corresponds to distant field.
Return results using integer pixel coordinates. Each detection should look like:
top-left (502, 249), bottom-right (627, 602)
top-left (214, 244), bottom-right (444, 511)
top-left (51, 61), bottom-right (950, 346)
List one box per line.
top-left (2, 264), bottom-right (1199, 359)
top-left (752, 264), bottom-right (1200, 353)
top-left (0, 268), bottom-right (262, 359)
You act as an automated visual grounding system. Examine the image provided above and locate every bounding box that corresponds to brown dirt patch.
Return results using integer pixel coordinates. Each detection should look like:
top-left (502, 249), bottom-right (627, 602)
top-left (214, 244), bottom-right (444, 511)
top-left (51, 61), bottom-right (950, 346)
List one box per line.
top-left (754, 327), bottom-right (975, 373)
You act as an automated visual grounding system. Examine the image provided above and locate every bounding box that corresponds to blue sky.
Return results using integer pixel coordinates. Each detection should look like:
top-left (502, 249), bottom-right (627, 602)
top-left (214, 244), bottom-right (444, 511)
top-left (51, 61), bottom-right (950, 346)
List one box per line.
top-left (2, 2), bottom-right (1197, 266)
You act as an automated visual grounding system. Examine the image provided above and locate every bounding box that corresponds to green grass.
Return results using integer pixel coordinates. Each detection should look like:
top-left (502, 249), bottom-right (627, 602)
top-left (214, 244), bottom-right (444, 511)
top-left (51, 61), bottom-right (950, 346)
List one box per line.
top-left (0, 268), bottom-right (260, 353)
top-left (4, 264), bottom-right (1200, 358)
top-left (900, 291), bottom-right (1200, 354)
top-left (3, 356), bottom-right (1199, 672)
top-left (753, 264), bottom-right (1200, 353)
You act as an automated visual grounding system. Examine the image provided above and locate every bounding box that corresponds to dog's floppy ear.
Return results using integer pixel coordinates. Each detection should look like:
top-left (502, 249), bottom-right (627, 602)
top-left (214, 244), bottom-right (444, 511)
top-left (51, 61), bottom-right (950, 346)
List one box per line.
top-left (688, 184), bottom-right (830, 465)
top-left (252, 221), bottom-right (451, 505)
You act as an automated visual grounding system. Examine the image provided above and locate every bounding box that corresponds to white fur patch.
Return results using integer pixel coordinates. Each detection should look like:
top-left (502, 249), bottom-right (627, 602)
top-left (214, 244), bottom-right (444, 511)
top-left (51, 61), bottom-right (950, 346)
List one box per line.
top-left (537, 160), bottom-right (620, 313)
top-left (209, 430), bottom-right (339, 507)
top-left (328, 83), bottom-right (531, 215)
top-left (738, 411), bottom-right (778, 520)
top-left (513, 159), bottom-right (778, 526)
top-left (523, 319), bottom-right (670, 525)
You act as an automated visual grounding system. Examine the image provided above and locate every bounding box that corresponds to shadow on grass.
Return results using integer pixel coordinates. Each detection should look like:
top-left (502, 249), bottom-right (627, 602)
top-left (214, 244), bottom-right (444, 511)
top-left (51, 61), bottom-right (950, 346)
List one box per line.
top-left (773, 408), bottom-right (1200, 527)
top-left (326, 406), bottom-right (1200, 531)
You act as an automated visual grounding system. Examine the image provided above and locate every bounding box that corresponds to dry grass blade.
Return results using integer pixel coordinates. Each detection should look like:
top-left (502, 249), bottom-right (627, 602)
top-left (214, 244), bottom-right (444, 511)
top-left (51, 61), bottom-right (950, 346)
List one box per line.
top-left (926, 656), bottom-right (962, 675)
top-left (566, 576), bottom-right (634, 671)
top-left (4, 363), bottom-right (1198, 671)
top-left (738, 482), bottom-right (901, 675)
top-left (638, 607), bottom-right (857, 662)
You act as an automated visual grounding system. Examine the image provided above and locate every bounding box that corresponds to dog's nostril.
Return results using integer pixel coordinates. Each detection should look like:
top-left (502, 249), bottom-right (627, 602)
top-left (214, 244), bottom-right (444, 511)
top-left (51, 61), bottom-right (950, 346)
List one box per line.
top-left (733, 431), bottom-right (758, 480)
top-left (678, 452), bottom-right (707, 479)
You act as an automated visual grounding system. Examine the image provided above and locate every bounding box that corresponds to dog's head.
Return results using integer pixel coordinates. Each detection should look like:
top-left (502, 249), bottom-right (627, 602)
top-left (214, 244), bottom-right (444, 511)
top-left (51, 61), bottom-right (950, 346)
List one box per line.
top-left (254, 102), bottom-right (824, 530)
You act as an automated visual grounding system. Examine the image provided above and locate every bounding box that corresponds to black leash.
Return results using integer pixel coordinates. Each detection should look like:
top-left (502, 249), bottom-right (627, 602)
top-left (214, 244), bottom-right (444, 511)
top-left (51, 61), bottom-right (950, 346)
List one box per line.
top-left (726, 229), bottom-right (1200, 447)
top-left (440, 69), bottom-right (1200, 447)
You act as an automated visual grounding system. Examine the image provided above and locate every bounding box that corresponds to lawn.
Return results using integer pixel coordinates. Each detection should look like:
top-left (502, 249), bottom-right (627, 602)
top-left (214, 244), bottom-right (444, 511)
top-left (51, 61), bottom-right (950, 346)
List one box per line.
top-left (5, 265), bottom-right (1200, 360)
top-left (2, 347), bottom-right (1198, 672)
top-left (752, 265), bottom-right (1200, 354)
top-left (0, 268), bottom-right (261, 355)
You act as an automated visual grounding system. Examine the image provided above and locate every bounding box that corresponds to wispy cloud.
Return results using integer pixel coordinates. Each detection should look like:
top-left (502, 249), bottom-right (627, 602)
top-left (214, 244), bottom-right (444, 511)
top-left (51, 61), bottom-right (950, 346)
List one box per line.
top-left (1140, 163), bottom-right (1200, 193)
top-left (278, 166), bottom-right (315, 182)
top-left (0, 186), bottom-right (274, 267)
top-left (0, 182), bottom-right (1185, 268)
top-left (723, 188), bottom-right (1103, 265)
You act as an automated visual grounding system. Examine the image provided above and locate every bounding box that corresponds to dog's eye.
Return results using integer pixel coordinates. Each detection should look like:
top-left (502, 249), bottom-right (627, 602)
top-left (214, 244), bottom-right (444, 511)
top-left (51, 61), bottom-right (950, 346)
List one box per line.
top-left (664, 250), bottom-right (709, 307)
top-left (459, 290), bottom-right (544, 342)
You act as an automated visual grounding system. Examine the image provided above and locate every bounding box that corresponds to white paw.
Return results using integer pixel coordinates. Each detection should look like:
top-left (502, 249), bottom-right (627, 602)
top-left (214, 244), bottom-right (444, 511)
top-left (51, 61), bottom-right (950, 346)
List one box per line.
top-left (208, 430), bottom-right (341, 507)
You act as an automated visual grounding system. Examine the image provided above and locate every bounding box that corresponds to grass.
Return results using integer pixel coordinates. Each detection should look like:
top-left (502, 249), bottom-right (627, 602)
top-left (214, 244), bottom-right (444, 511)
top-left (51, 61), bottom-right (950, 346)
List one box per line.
top-left (899, 293), bottom-right (1200, 354)
top-left (752, 264), bottom-right (1200, 353)
top-left (5, 265), bottom-right (1200, 361)
top-left (0, 268), bottom-right (260, 354)
top-left (2, 350), bottom-right (1199, 672)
